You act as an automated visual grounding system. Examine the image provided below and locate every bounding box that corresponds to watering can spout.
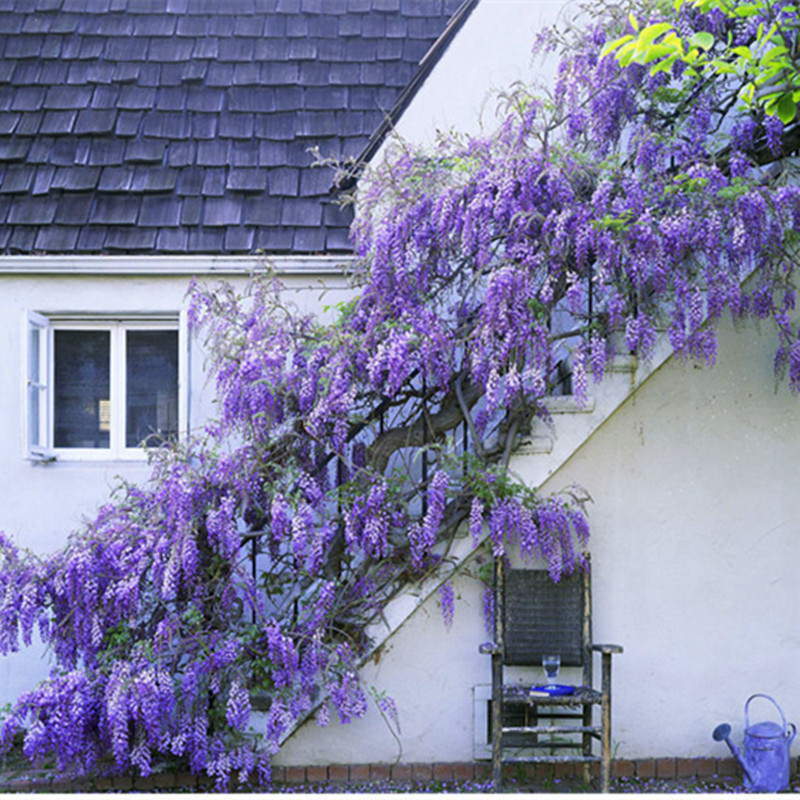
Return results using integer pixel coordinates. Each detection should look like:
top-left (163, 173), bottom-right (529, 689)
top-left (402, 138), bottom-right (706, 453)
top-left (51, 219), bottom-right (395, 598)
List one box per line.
top-left (712, 723), bottom-right (754, 784)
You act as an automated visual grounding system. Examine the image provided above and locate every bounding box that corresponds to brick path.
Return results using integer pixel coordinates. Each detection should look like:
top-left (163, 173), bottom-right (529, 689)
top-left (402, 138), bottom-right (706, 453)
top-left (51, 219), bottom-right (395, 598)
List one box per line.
top-left (0, 756), bottom-right (753, 793)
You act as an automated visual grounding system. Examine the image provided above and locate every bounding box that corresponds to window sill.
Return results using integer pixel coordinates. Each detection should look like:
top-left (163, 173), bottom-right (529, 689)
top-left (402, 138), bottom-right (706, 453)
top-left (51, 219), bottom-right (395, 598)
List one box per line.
top-left (29, 450), bottom-right (156, 464)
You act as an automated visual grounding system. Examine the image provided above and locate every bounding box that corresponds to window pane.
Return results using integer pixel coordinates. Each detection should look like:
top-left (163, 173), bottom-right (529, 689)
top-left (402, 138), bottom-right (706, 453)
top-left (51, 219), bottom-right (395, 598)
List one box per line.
top-left (126, 330), bottom-right (178, 448)
top-left (54, 330), bottom-right (110, 449)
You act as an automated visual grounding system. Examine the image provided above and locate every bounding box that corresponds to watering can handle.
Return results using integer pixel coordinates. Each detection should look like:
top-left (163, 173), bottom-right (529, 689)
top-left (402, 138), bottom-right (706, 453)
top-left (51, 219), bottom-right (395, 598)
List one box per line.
top-left (787, 723), bottom-right (797, 744)
top-left (745, 693), bottom-right (788, 733)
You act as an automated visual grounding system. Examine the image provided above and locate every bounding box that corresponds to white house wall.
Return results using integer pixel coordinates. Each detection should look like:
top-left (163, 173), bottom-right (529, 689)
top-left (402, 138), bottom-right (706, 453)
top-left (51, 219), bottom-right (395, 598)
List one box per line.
top-left (274, 565), bottom-right (490, 767)
top-left (543, 314), bottom-right (800, 759)
top-left (278, 314), bottom-right (800, 765)
top-left (0, 260), bottom-right (352, 703)
top-left (385, 0), bottom-right (576, 148)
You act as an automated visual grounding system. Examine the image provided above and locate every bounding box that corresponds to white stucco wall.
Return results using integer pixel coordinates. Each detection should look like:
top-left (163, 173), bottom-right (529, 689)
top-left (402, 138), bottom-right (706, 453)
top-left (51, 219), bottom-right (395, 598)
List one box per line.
top-left (547, 315), bottom-right (800, 759)
top-left (0, 258), bottom-right (352, 703)
top-left (1, 0), bottom-right (795, 771)
top-left (275, 566), bottom-right (491, 766)
top-left (385, 0), bottom-right (579, 148)
top-left (277, 315), bottom-right (800, 765)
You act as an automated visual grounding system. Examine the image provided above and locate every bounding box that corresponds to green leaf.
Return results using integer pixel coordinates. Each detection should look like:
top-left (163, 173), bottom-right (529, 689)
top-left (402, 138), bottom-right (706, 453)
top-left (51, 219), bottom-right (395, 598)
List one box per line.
top-left (710, 58), bottom-right (738, 74)
top-left (689, 31), bottom-right (715, 50)
top-left (629, 12), bottom-right (639, 31)
top-left (642, 43), bottom-right (675, 64)
top-left (776, 93), bottom-right (797, 123)
top-left (734, 4), bottom-right (761, 16)
top-left (617, 40), bottom-right (638, 66)
top-left (601, 33), bottom-right (635, 56)
top-left (760, 44), bottom-right (789, 65)
top-left (638, 21), bottom-right (675, 46)
top-left (732, 45), bottom-right (753, 59)
top-left (650, 53), bottom-right (679, 74)
top-left (762, 23), bottom-right (779, 42)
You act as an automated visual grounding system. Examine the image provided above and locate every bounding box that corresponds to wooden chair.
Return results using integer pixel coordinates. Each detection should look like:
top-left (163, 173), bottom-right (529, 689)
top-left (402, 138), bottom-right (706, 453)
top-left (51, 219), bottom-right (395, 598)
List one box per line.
top-left (479, 556), bottom-right (622, 792)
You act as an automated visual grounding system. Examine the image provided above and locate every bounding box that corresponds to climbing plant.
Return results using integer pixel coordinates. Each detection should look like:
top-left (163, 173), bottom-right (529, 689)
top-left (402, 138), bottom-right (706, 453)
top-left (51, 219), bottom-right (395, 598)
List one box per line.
top-left (604, 0), bottom-right (800, 123)
top-left (1, 0), bottom-right (800, 787)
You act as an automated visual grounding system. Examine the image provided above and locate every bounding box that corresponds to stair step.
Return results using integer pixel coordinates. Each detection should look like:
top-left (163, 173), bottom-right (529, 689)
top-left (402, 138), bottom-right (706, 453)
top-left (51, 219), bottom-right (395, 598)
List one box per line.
top-left (516, 434), bottom-right (554, 455)
top-left (608, 354), bottom-right (637, 373)
top-left (542, 395), bottom-right (595, 414)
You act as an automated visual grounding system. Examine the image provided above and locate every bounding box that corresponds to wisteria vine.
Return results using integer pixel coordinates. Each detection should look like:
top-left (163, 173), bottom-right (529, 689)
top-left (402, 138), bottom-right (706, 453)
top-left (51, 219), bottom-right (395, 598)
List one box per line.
top-left (1, 0), bottom-right (800, 786)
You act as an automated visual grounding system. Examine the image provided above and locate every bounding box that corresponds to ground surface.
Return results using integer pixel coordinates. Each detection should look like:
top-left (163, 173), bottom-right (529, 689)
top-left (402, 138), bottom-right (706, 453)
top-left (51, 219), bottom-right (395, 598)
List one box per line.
top-left (0, 769), bottom-right (775, 794)
top-left (0, 744), bottom-right (795, 794)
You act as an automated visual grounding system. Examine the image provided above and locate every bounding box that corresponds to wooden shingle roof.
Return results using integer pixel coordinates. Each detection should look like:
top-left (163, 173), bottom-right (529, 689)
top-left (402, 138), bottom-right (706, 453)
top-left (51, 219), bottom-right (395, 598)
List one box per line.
top-left (0, 0), bottom-right (472, 255)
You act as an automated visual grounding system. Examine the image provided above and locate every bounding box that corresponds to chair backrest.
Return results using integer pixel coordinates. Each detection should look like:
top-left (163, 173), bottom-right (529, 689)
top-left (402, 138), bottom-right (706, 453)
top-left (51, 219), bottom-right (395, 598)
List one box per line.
top-left (502, 565), bottom-right (592, 683)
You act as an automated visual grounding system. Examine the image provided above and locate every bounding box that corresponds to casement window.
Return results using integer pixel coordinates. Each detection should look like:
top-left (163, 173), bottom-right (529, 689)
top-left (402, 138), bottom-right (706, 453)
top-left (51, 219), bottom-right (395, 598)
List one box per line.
top-left (24, 313), bottom-right (185, 461)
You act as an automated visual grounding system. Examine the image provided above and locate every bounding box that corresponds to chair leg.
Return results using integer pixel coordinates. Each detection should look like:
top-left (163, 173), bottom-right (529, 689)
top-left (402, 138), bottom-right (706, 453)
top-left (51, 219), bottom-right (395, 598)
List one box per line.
top-left (491, 657), bottom-right (503, 790)
top-left (491, 710), bottom-right (502, 790)
top-left (582, 703), bottom-right (592, 786)
top-left (490, 557), bottom-right (505, 792)
top-left (601, 651), bottom-right (613, 793)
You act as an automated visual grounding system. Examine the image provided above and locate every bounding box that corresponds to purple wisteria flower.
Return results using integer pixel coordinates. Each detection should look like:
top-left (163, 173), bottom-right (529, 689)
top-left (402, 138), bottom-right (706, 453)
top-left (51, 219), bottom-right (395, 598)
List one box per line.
top-left (2, 0), bottom-right (799, 787)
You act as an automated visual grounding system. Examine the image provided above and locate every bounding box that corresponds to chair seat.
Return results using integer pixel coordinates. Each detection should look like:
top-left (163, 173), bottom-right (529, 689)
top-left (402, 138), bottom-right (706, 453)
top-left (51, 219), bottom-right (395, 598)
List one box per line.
top-left (502, 754), bottom-right (602, 764)
top-left (502, 684), bottom-right (603, 706)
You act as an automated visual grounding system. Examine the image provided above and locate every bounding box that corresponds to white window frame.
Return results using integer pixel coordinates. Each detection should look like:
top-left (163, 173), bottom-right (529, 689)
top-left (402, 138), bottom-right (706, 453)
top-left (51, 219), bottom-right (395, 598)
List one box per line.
top-left (23, 312), bottom-right (188, 462)
top-left (25, 310), bottom-right (51, 461)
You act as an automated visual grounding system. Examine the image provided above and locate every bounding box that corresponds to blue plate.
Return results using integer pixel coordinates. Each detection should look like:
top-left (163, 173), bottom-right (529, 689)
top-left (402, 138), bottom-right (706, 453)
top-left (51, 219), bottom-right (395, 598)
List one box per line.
top-left (529, 684), bottom-right (575, 696)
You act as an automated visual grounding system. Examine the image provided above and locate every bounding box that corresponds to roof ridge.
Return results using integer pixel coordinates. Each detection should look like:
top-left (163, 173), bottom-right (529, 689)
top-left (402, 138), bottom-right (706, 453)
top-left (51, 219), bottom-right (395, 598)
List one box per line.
top-left (338, 0), bottom-right (480, 190)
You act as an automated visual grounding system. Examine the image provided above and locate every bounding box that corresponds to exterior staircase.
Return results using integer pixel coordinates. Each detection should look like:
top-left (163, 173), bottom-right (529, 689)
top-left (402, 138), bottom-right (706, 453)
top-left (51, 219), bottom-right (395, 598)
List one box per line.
top-left (279, 330), bottom-right (677, 745)
top-left (362, 328), bottom-right (677, 655)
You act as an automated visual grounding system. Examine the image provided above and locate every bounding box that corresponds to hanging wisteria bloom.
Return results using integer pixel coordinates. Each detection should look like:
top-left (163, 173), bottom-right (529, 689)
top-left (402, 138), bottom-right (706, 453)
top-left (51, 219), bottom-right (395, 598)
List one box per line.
top-left (1, 0), bottom-right (799, 788)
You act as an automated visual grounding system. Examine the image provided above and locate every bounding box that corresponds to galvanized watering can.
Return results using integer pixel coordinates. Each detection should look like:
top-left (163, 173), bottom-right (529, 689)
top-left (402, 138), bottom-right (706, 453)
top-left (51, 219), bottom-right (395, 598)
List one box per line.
top-left (713, 694), bottom-right (796, 792)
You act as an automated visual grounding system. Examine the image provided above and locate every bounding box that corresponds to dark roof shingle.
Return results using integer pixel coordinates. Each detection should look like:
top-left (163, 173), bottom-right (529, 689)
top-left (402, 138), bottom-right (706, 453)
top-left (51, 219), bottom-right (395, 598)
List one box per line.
top-left (0, 0), bottom-right (473, 254)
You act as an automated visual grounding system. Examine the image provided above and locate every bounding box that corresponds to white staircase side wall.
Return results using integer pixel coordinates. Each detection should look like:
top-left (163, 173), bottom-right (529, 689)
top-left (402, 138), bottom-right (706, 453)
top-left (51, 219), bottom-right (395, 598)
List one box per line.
top-left (276, 338), bottom-right (671, 764)
top-left (513, 335), bottom-right (675, 487)
top-left (277, 313), bottom-right (800, 767)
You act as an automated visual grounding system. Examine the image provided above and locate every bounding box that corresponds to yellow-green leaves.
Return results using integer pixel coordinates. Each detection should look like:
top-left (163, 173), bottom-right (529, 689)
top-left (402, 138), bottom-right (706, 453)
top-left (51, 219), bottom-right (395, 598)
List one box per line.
top-left (601, 32), bottom-right (635, 57)
top-left (601, 20), bottom-right (685, 70)
top-left (689, 31), bottom-right (714, 50)
top-left (605, 0), bottom-right (800, 123)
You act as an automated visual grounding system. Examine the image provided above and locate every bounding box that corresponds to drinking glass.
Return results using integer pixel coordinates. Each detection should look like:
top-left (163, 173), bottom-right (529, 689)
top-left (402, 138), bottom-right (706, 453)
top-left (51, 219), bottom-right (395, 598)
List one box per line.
top-left (542, 654), bottom-right (560, 685)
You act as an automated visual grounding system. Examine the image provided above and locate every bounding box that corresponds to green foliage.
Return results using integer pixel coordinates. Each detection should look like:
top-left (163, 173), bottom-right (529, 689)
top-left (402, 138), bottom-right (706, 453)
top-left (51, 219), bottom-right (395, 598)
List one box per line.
top-left (603, 0), bottom-right (800, 122)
